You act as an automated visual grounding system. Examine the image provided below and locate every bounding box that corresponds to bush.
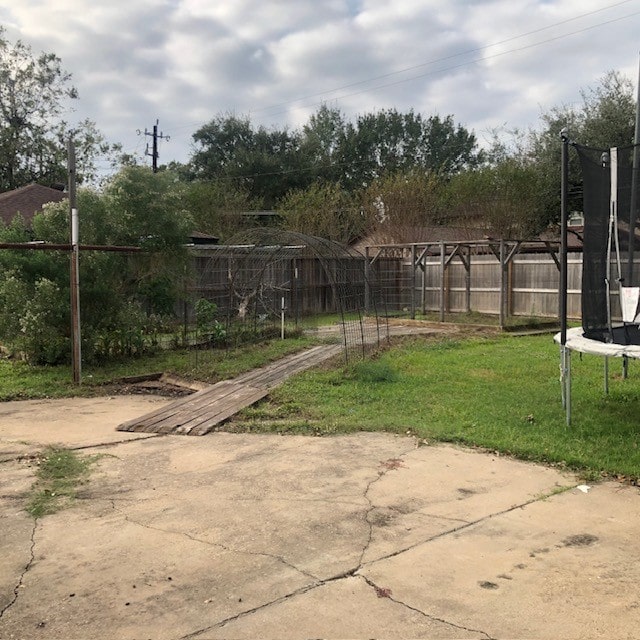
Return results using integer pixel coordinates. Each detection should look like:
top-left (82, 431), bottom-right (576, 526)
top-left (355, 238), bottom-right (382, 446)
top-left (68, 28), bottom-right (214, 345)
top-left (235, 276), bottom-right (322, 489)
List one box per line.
top-left (195, 298), bottom-right (227, 346)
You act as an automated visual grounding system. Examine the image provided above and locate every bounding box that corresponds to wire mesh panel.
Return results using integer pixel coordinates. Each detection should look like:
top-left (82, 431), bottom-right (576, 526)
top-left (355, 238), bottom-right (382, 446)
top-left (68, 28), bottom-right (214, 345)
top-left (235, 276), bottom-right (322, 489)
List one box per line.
top-left (187, 230), bottom-right (388, 364)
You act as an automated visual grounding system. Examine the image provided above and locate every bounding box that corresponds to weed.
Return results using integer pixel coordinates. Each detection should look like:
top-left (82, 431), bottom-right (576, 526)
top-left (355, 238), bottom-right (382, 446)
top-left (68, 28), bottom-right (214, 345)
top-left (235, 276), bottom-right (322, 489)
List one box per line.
top-left (346, 360), bottom-right (398, 383)
top-left (26, 447), bottom-right (101, 518)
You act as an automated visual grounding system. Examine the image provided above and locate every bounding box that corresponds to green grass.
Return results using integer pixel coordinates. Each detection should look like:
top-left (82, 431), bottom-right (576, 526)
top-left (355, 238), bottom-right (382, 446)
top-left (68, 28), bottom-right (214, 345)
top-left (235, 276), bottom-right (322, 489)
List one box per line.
top-left (406, 310), bottom-right (558, 329)
top-left (0, 335), bottom-right (320, 401)
top-left (230, 333), bottom-right (640, 481)
top-left (26, 447), bottom-right (101, 518)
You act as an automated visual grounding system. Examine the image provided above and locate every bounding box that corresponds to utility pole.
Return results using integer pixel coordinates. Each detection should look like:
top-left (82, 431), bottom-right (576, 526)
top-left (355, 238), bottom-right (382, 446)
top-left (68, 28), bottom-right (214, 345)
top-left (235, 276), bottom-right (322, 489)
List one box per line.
top-left (139, 119), bottom-right (170, 172)
top-left (68, 137), bottom-right (81, 384)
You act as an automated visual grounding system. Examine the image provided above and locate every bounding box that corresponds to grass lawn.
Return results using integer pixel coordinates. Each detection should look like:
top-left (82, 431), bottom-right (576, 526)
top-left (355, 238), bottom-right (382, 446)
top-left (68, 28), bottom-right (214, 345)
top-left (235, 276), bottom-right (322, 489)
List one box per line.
top-left (0, 334), bottom-right (322, 401)
top-left (232, 333), bottom-right (640, 481)
top-left (3, 327), bottom-right (640, 481)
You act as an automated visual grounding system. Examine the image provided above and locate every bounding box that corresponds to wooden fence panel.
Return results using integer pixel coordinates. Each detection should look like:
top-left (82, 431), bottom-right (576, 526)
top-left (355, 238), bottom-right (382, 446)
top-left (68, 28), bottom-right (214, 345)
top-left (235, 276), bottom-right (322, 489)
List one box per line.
top-left (187, 247), bottom-right (636, 322)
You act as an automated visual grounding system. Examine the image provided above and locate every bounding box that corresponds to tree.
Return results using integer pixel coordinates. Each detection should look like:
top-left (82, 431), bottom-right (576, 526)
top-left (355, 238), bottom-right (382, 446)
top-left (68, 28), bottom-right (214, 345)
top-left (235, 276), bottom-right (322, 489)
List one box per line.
top-left (446, 161), bottom-right (546, 238)
top-left (0, 28), bottom-right (116, 191)
top-left (299, 105), bottom-right (348, 184)
top-left (360, 171), bottom-right (444, 244)
top-left (520, 70), bottom-right (636, 224)
top-left (0, 167), bottom-right (194, 363)
top-left (184, 179), bottom-right (258, 241)
top-left (188, 108), bottom-right (482, 207)
top-left (340, 109), bottom-right (482, 190)
top-left (190, 114), bottom-right (305, 207)
top-left (279, 182), bottom-right (363, 243)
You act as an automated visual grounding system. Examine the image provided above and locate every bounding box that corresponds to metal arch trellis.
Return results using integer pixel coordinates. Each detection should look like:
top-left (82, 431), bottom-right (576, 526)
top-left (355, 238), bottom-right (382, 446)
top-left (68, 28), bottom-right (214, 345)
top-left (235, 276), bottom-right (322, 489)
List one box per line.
top-left (188, 229), bottom-right (389, 364)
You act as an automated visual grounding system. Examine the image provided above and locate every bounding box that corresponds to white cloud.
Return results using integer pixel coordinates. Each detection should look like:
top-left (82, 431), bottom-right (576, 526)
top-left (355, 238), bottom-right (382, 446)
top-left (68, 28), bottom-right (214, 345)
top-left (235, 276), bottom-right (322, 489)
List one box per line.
top-left (2, 0), bottom-right (639, 167)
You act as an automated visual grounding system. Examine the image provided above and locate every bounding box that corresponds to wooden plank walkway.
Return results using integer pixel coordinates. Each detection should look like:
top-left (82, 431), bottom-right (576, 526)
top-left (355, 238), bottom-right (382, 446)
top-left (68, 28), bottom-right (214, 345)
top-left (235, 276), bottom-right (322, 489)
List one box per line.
top-left (117, 344), bottom-right (342, 436)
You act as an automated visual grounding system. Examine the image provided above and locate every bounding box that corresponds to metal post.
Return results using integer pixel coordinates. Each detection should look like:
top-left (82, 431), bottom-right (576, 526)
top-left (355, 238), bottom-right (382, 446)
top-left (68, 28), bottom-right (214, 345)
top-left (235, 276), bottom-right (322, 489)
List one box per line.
top-left (280, 296), bottom-right (286, 340)
top-left (465, 246), bottom-right (471, 313)
top-left (499, 239), bottom-right (505, 329)
top-left (439, 241), bottom-right (445, 322)
top-left (410, 244), bottom-right (416, 320)
top-left (68, 138), bottom-right (81, 385)
top-left (560, 129), bottom-right (570, 423)
top-left (364, 248), bottom-right (370, 315)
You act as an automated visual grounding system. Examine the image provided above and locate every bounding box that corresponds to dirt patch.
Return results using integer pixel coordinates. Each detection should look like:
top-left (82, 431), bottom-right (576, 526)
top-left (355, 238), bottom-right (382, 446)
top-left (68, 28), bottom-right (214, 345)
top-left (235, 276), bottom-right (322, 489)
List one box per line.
top-left (99, 373), bottom-right (199, 398)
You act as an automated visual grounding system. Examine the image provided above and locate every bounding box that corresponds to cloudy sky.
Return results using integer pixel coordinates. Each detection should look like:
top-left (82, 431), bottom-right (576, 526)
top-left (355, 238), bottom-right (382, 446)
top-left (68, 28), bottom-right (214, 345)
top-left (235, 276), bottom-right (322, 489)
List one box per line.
top-left (2, 0), bottom-right (639, 173)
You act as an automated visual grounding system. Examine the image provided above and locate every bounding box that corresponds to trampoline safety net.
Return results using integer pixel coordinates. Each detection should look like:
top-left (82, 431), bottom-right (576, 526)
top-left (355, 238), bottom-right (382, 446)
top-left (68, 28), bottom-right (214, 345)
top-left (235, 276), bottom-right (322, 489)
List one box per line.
top-left (576, 143), bottom-right (640, 345)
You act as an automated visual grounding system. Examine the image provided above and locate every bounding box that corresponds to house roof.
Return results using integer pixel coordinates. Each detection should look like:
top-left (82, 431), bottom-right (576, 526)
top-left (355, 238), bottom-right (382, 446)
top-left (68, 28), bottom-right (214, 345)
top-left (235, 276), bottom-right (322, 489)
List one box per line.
top-left (0, 184), bottom-right (67, 227)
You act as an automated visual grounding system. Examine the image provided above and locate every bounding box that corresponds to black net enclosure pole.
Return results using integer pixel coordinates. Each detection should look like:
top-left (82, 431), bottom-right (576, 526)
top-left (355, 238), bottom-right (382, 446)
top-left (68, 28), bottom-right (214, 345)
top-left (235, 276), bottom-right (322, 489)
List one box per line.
top-left (560, 128), bottom-right (570, 422)
top-left (629, 56), bottom-right (640, 286)
top-left (560, 129), bottom-right (569, 347)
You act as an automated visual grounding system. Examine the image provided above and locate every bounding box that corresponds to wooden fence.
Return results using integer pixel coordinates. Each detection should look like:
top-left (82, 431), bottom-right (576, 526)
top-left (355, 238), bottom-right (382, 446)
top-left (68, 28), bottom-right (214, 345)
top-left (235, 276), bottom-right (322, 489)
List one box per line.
top-left (188, 244), bottom-right (628, 323)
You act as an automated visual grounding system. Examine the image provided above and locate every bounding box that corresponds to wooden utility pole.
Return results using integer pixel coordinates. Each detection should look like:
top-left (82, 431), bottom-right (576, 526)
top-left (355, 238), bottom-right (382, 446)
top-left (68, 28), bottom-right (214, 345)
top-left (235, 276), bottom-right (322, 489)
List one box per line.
top-left (68, 138), bottom-right (81, 384)
top-left (141, 120), bottom-right (170, 172)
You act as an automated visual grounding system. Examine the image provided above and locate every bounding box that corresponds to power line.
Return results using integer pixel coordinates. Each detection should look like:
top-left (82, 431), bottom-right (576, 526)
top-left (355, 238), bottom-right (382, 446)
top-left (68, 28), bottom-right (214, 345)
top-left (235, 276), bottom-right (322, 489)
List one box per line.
top-left (167, 0), bottom-right (638, 135)
top-left (252, 0), bottom-right (638, 118)
top-left (259, 9), bottom-right (640, 121)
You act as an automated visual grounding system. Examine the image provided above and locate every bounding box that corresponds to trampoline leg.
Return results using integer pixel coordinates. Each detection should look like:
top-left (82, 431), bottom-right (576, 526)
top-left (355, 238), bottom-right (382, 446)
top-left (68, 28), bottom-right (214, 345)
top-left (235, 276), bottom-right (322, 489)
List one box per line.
top-left (604, 357), bottom-right (609, 395)
top-left (623, 355), bottom-right (629, 379)
top-left (560, 346), bottom-right (571, 425)
top-left (566, 348), bottom-right (571, 427)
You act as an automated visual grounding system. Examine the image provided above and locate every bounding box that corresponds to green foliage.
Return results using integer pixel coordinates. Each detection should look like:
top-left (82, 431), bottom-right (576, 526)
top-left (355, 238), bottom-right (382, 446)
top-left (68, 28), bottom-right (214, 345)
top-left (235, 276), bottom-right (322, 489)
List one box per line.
top-left (520, 70), bottom-right (636, 225)
top-left (0, 27), bottom-right (118, 190)
top-left (26, 447), bottom-right (100, 518)
top-left (188, 107), bottom-right (482, 208)
top-left (279, 182), bottom-right (363, 242)
top-left (343, 110), bottom-right (482, 189)
top-left (0, 167), bottom-right (192, 364)
top-left (446, 159), bottom-right (547, 237)
top-left (191, 114), bottom-right (306, 208)
top-left (361, 170), bottom-right (443, 243)
top-left (183, 179), bottom-right (258, 241)
top-left (195, 298), bottom-right (227, 345)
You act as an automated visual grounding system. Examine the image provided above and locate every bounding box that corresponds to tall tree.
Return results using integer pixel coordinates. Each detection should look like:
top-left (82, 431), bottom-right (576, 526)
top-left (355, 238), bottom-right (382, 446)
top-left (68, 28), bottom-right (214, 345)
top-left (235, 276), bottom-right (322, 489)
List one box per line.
top-left (279, 181), bottom-right (362, 243)
top-left (0, 28), bottom-right (115, 191)
top-left (341, 109), bottom-right (482, 190)
top-left (361, 171), bottom-right (444, 244)
top-left (190, 114), bottom-right (304, 208)
top-left (299, 105), bottom-right (348, 184)
top-left (446, 161), bottom-right (546, 238)
top-left (522, 70), bottom-right (636, 224)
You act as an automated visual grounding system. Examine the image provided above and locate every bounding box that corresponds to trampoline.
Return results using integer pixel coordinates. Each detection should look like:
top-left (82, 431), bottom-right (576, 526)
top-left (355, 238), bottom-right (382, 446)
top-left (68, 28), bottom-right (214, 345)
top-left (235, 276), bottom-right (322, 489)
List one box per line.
top-left (558, 131), bottom-right (640, 423)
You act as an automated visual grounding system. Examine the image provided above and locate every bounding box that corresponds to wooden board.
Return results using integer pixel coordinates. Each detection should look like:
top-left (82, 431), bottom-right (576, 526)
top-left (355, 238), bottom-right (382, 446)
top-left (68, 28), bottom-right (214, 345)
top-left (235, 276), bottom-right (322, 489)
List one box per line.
top-left (116, 343), bottom-right (342, 436)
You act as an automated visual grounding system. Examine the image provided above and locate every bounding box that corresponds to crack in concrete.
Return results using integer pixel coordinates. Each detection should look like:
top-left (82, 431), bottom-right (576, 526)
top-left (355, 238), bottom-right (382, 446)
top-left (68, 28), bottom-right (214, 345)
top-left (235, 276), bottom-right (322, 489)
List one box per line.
top-left (0, 434), bottom-right (164, 466)
top-left (180, 468), bottom-right (571, 638)
top-left (359, 574), bottom-right (495, 639)
top-left (109, 500), bottom-right (320, 583)
top-left (178, 579), bottom-right (324, 639)
top-left (357, 445), bottom-right (417, 566)
top-left (0, 519), bottom-right (37, 620)
top-left (360, 492), bottom-right (563, 570)
top-left (180, 445), bottom-right (426, 638)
